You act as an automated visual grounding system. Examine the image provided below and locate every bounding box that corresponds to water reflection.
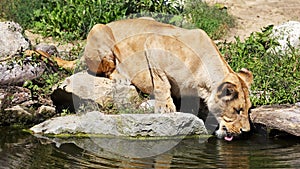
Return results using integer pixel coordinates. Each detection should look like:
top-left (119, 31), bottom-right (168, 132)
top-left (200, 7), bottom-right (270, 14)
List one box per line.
top-left (0, 127), bottom-right (299, 168)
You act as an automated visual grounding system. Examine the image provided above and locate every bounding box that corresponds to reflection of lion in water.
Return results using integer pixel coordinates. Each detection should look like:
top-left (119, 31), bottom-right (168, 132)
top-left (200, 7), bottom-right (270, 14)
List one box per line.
top-left (83, 18), bottom-right (253, 141)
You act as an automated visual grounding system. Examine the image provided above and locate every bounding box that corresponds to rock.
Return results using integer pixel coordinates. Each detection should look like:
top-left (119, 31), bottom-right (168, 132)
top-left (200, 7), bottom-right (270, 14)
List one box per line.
top-left (30, 111), bottom-right (208, 137)
top-left (52, 71), bottom-right (139, 111)
top-left (0, 22), bottom-right (44, 85)
top-left (139, 99), bottom-right (155, 110)
top-left (37, 105), bottom-right (56, 115)
top-left (0, 104), bottom-right (57, 126)
top-left (0, 86), bottom-right (31, 110)
top-left (4, 105), bottom-right (32, 116)
top-left (250, 104), bottom-right (300, 136)
top-left (0, 21), bottom-right (30, 57)
top-left (271, 21), bottom-right (300, 52)
top-left (0, 59), bottom-right (46, 85)
top-left (0, 86), bottom-right (57, 126)
top-left (34, 43), bottom-right (58, 56)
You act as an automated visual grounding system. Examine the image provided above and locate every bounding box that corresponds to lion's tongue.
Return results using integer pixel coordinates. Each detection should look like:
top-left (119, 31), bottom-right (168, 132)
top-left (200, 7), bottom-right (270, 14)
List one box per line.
top-left (224, 136), bottom-right (233, 141)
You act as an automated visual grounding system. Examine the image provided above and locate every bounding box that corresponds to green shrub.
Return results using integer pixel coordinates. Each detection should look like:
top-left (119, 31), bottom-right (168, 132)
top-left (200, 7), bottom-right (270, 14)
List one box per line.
top-left (184, 0), bottom-right (235, 39)
top-left (0, 0), bottom-right (42, 29)
top-left (1, 0), bottom-right (234, 41)
top-left (31, 0), bottom-right (184, 41)
top-left (218, 25), bottom-right (300, 106)
top-left (32, 0), bottom-right (127, 41)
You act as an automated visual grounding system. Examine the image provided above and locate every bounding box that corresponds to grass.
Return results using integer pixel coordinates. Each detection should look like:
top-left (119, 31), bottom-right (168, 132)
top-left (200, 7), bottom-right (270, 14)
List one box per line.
top-left (184, 0), bottom-right (235, 39)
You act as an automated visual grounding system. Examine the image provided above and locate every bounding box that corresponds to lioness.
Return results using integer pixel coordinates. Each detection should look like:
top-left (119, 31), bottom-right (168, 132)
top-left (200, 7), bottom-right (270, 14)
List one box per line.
top-left (83, 18), bottom-right (253, 141)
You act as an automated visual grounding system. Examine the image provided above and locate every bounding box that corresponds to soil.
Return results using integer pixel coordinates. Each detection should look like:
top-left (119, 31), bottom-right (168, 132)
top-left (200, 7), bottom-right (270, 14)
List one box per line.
top-left (24, 0), bottom-right (300, 50)
top-left (214, 0), bottom-right (300, 41)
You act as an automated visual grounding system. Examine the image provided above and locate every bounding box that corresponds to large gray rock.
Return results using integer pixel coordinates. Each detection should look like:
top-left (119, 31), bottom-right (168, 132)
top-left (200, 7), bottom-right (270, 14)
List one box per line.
top-left (0, 59), bottom-right (46, 85)
top-left (0, 22), bottom-right (30, 57)
top-left (0, 22), bottom-right (42, 85)
top-left (30, 111), bottom-right (208, 137)
top-left (54, 71), bottom-right (139, 108)
top-left (251, 104), bottom-right (300, 136)
top-left (271, 21), bottom-right (300, 52)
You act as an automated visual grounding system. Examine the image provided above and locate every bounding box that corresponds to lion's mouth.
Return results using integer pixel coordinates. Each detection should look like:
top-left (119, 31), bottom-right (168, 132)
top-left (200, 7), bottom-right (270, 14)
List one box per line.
top-left (224, 135), bottom-right (234, 141)
top-left (224, 132), bottom-right (234, 141)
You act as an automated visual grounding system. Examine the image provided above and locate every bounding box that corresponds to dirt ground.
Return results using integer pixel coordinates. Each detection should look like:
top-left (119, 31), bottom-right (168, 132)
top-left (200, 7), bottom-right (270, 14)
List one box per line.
top-left (25, 0), bottom-right (300, 50)
top-left (213, 0), bottom-right (300, 41)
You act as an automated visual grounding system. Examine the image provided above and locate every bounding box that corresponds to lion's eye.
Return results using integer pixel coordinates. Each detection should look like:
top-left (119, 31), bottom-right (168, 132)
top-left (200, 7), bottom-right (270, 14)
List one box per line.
top-left (234, 108), bottom-right (243, 114)
top-left (223, 116), bottom-right (233, 122)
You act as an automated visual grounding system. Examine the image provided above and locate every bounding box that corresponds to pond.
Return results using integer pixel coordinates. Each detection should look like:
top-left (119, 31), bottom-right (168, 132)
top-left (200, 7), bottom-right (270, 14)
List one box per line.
top-left (0, 127), bottom-right (299, 169)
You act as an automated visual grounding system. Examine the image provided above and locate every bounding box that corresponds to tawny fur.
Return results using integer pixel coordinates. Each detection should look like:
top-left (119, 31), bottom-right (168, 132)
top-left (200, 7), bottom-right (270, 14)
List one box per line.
top-left (83, 18), bottom-right (253, 139)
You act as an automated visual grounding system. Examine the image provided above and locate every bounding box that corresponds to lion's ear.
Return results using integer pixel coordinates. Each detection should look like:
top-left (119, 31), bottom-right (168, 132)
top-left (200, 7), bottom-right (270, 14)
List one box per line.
top-left (237, 68), bottom-right (253, 88)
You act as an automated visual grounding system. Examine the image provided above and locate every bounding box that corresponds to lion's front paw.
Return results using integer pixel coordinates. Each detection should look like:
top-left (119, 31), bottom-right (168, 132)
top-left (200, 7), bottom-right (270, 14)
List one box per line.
top-left (155, 99), bottom-right (176, 113)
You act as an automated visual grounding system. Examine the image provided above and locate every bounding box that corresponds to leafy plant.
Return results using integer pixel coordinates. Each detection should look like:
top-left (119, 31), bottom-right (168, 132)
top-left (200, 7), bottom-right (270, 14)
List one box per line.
top-left (218, 25), bottom-right (300, 106)
top-left (184, 0), bottom-right (235, 39)
top-left (0, 0), bottom-right (43, 29)
top-left (20, 52), bottom-right (71, 102)
top-left (31, 0), bottom-right (128, 41)
top-left (30, 0), bottom-right (184, 41)
top-left (1, 0), bottom-right (235, 41)
top-left (124, 0), bottom-right (183, 15)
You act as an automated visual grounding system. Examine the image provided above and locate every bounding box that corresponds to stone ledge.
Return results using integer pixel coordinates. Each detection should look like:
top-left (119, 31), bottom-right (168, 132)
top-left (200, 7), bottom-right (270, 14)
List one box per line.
top-left (250, 104), bottom-right (300, 136)
top-left (30, 111), bottom-right (208, 137)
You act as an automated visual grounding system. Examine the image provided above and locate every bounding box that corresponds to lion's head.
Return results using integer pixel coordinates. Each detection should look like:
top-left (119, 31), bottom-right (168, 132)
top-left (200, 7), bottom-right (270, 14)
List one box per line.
top-left (83, 24), bottom-right (116, 77)
top-left (208, 68), bottom-right (253, 141)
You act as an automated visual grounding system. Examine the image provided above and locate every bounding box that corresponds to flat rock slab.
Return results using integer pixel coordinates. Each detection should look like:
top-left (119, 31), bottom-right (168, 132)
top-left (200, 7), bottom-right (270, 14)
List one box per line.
top-left (30, 111), bottom-right (208, 137)
top-left (250, 104), bottom-right (300, 136)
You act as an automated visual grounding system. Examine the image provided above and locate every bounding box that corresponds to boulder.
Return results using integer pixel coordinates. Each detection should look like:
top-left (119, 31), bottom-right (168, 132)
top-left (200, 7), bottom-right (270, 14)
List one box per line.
top-left (271, 21), bottom-right (300, 51)
top-left (30, 111), bottom-right (208, 137)
top-left (0, 21), bottom-right (30, 57)
top-left (250, 104), bottom-right (300, 136)
top-left (52, 71), bottom-right (139, 110)
top-left (0, 59), bottom-right (46, 85)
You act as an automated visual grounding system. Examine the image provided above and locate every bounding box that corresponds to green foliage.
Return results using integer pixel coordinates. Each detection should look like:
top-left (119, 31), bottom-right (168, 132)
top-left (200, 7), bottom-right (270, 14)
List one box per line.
top-left (21, 53), bottom-right (71, 100)
top-left (184, 0), bottom-right (235, 39)
top-left (0, 0), bottom-right (43, 29)
top-left (218, 25), bottom-right (300, 106)
top-left (32, 0), bottom-right (127, 41)
top-left (30, 0), bottom-right (184, 41)
top-left (125, 0), bottom-right (183, 15)
top-left (1, 0), bottom-right (234, 41)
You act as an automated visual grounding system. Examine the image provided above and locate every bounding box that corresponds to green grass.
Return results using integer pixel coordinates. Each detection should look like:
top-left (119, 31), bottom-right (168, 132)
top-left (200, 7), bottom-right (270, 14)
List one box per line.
top-left (218, 25), bottom-right (300, 106)
top-left (0, 0), bottom-right (234, 41)
top-left (184, 0), bottom-right (235, 39)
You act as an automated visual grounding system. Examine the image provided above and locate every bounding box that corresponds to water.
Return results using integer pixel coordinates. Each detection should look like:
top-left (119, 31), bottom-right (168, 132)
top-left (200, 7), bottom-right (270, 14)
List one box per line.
top-left (0, 127), bottom-right (299, 169)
